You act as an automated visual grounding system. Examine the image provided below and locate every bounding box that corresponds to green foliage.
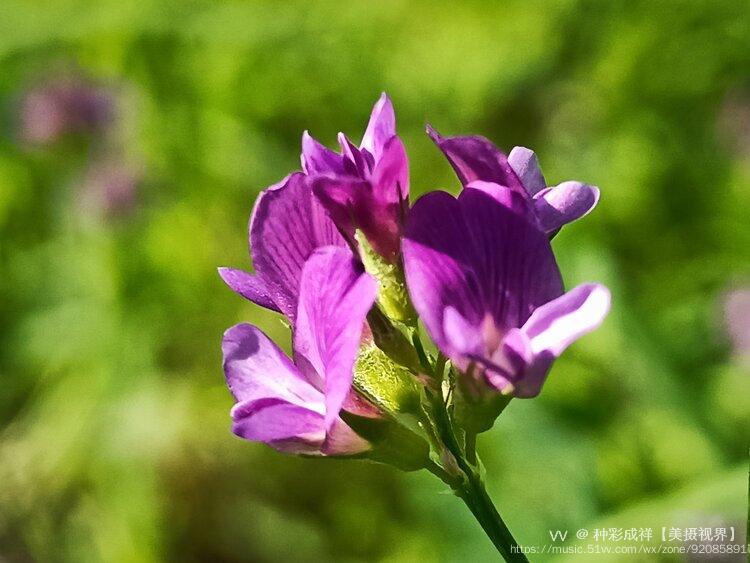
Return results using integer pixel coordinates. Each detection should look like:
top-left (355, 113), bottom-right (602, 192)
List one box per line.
top-left (0, 0), bottom-right (748, 561)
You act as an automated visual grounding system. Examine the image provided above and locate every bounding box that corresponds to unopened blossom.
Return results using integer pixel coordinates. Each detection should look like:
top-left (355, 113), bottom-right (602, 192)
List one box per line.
top-left (304, 94), bottom-right (409, 261)
top-left (427, 126), bottom-right (599, 236)
top-left (219, 172), bottom-right (347, 320)
top-left (723, 287), bottom-right (750, 360)
top-left (222, 247), bottom-right (377, 454)
top-left (402, 186), bottom-right (610, 397)
top-left (80, 160), bottom-right (139, 218)
top-left (20, 78), bottom-right (112, 145)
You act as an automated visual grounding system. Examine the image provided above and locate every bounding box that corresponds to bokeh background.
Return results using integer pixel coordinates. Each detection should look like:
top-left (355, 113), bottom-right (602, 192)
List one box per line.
top-left (1, 1), bottom-right (748, 561)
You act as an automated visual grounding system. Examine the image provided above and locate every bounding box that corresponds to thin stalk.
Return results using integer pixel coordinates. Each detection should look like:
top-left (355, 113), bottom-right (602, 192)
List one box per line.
top-left (464, 432), bottom-right (477, 465)
top-left (454, 463), bottom-right (528, 562)
top-left (430, 393), bottom-right (527, 562)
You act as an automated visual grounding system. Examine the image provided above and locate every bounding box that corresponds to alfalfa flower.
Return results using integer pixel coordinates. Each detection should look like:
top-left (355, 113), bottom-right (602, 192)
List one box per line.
top-left (402, 186), bottom-right (610, 399)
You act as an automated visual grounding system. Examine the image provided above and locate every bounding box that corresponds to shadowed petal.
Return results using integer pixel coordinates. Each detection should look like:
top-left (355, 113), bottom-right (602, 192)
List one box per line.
top-left (361, 93), bottom-right (396, 162)
top-left (338, 132), bottom-right (372, 175)
top-left (463, 181), bottom-right (535, 222)
top-left (508, 146), bottom-right (546, 195)
top-left (311, 175), bottom-right (369, 243)
top-left (426, 125), bottom-right (525, 195)
top-left (533, 182), bottom-right (600, 233)
top-left (301, 131), bottom-right (347, 175)
top-left (231, 399), bottom-right (324, 443)
top-left (313, 135), bottom-right (408, 259)
top-left (294, 247), bottom-right (378, 429)
top-left (372, 135), bottom-right (409, 203)
top-left (250, 172), bottom-right (347, 320)
top-left (217, 267), bottom-right (281, 312)
top-left (222, 324), bottom-right (321, 406)
top-left (322, 418), bottom-right (372, 455)
top-left (402, 191), bottom-right (485, 356)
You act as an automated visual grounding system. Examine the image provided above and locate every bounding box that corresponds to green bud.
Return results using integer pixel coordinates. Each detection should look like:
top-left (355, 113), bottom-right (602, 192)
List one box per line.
top-left (453, 369), bottom-right (513, 435)
top-left (354, 344), bottom-right (422, 416)
top-left (339, 411), bottom-right (431, 472)
top-left (356, 230), bottom-right (416, 325)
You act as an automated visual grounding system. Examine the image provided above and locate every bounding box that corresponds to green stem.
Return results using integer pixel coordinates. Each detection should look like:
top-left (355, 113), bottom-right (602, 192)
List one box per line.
top-left (430, 393), bottom-right (527, 562)
top-left (454, 463), bottom-right (528, 562)
top-left (465, 432), bottom-right (477, 465)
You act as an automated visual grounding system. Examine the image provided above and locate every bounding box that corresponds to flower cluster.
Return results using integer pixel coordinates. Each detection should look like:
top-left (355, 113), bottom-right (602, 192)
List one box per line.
top-left (219, 94), bottom-right (610, 467)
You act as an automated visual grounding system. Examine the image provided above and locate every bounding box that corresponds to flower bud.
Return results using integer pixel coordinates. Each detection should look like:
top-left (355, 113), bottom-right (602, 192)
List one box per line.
top-left (356, 230), bottom-right (416, 325)
top-left (339, 410), bottom-right (431, 471)
top-left (353, 344), bottom-right (422, 416)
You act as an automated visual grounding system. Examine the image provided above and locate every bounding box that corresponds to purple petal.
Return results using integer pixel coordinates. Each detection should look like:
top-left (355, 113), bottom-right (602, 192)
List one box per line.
top-left (217, 267), bottom-right (281, 312)
top-left (294, 247), bottom-right (378, 429)
top-left (372, 135), bottom-right (409, 203)
top-left (301, 131), bottom-right (346, 176)
top-left (403, 188), bottom-right (563, 361)
top-left (321, 418), bottom-right (372, 455)
top-left (508, 146), bottom-right (546, 196)
top-left (231, 398), bottom-right (324, 443)
top-left (222, 323), bottom-right (321, 406)
top-left (442, 306), bottom-right (483, 363)
top-left (512, 283), bottom-right (611, 397)
top-left (222, 324), bottom-right (329, 447)
top-left (311, 175), bottom-right (369, 244)
top-left (463, 181), bottom-right (535, 222)
top-left (313, 136), bottom-right (408, 259)
top-left (522, 283), bottom-right (611, 356)
top-left (533, 182), bottom-right (600, 234)
top-left (250, 172), bottom-right (347, 321)
top-left (338, 132), bottom-right (372, 176)
top-left (426, 125), bottom-right (526, 195)
top-left (360, 93), bottom-right (396, 163)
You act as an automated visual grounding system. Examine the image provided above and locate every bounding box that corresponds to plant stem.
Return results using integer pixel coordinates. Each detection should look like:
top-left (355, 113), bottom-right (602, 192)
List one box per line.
top-left (429, 392), bottom-right (527, 562)
top-left (454, 463), bottom-right (528, 562)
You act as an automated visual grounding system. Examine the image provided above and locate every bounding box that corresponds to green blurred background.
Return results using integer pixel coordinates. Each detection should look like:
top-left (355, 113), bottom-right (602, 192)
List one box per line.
top-left (1, 1), bottom-right (748, 561)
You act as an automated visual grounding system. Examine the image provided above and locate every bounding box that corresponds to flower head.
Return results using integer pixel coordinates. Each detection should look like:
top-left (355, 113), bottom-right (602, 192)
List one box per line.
top-left (304, 94), bottom-right (409, 262)
top-left (402, 186), bottom-right (610, 398)
top-left (220, 94), bottom-right (611, 460)
top-left (427, 126), bottom-right (599, 236)
top-left (222, 247), bottom-right (377, 454)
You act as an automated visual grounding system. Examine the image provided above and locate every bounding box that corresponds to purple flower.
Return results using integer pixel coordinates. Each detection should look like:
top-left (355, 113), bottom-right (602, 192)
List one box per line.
top-left (723, 287), bottom-right (750, 361)
top-left (218, 172), bottom-right (347, 321)
top-left (402, 186), bottom-right (610, 397)
top-left (303, 94), bottom-right (409, 261)
top-left (222, 246), bottom-right (378, 455)
top-left (427, 126), bottom-right (599, 236)
top-left (20, 78), bottom-right (112, 145)
top-left (79, 160), bottom-right (140, 218)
